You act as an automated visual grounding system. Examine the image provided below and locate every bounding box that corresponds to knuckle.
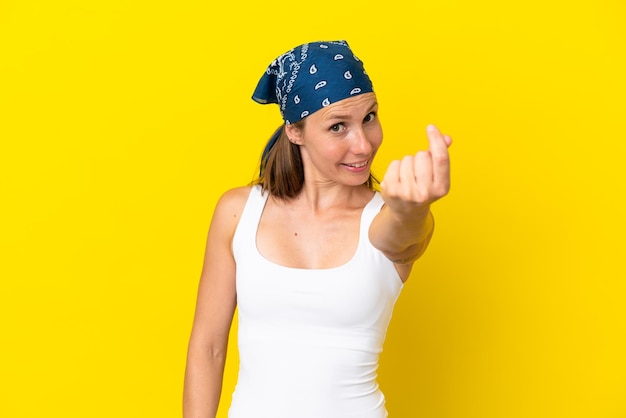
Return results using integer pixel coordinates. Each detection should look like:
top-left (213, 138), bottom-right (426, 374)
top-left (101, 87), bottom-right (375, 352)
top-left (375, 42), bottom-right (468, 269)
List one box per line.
top-left (433, 153), bottom-right (449, 164)
top-left (401, 155), bottom-right (414, 165)
top-left (433, 184), bottom-right (450, 197)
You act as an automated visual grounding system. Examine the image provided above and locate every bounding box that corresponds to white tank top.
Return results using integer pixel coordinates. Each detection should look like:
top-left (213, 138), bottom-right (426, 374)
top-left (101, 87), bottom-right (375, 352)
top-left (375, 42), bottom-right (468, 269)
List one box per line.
top-left (229, 186), bottom-right (403, 418)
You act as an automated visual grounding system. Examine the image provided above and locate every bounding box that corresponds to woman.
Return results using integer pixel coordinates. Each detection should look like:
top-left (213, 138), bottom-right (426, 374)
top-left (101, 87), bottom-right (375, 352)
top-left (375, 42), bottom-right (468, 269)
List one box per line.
top-left (183, 40), bottom-right (451, 418)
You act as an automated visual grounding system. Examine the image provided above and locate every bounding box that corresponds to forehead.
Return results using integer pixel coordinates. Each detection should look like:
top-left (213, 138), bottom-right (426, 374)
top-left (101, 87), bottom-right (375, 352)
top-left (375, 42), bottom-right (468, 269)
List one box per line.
top-left (314, 93), bottom-right (378, 120)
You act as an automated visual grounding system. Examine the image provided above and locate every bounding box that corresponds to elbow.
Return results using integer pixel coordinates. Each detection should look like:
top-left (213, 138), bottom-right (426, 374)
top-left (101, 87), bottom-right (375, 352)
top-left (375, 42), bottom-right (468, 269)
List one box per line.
top-left (207, 344), bottom-right (228, 362)
top-left (385, 227), bottom-right (434, 265)
top-left (187, 332), bottom-right (230, 363)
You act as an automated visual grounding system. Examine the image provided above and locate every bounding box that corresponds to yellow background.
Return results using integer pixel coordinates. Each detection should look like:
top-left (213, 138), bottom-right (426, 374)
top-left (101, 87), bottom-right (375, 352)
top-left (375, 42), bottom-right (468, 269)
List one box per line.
top-left (1, 1), bottom-right (624, 417)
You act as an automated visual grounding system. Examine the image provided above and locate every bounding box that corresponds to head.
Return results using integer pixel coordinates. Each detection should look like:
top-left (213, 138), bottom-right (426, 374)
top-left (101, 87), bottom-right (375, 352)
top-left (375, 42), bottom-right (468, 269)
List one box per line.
top-left (252, 40), bottom-right (379, 198)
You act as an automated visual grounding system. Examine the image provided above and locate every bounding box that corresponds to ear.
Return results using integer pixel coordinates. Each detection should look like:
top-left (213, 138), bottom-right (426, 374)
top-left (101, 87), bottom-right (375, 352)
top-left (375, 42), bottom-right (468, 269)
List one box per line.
top-left (284, 123), bottom-right (303, 145)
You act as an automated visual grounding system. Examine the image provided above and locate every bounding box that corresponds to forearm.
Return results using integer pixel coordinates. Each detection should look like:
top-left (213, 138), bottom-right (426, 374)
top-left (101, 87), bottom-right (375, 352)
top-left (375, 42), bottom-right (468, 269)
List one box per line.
top-left (370, 204), bottom-right (435, 262)
top-left (183, 343), bottom-right (228, 418)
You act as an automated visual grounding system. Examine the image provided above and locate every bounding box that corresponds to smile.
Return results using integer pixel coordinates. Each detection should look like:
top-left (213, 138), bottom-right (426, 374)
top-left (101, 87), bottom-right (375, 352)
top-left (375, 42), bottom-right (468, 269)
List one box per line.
top-left (343, 161), bottom-right (368, 168)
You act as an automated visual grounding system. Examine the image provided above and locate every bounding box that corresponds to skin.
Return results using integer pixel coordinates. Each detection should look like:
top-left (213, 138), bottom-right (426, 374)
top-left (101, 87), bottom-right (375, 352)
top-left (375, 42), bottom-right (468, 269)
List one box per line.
top-left (183, 92), bottom-right (452, 417)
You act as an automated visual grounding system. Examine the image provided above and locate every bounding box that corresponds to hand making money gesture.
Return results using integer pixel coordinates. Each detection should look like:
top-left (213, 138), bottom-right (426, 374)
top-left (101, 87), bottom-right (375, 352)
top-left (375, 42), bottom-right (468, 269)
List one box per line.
top-left (381, 124), bottom-right (452, 216)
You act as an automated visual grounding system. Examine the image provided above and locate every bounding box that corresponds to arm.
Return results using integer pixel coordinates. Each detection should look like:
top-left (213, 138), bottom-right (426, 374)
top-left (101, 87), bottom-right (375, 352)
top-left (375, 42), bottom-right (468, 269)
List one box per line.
top-left (183, 187), bottom-right (249, 418)
top-left (369, 125), bottom-right (451, 281)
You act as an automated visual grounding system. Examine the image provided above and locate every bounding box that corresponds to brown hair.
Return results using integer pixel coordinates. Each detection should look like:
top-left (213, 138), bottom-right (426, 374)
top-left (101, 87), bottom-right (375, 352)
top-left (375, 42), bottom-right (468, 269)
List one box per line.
top-left (253, 121), bottom-right (378, 199)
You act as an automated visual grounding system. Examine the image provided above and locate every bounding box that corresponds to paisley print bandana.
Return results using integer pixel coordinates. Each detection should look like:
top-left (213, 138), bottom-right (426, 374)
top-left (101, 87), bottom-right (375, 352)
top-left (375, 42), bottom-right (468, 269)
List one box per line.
top-left (252, 40), bottom-right (374, 125)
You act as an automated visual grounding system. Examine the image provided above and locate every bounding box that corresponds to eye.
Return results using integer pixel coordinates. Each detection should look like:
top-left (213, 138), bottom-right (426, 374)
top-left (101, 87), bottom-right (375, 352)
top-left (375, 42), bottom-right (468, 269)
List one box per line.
top-left (330, 123), bottom-right (344, 132)
top-left (364, 112), bottom-right (377, 123)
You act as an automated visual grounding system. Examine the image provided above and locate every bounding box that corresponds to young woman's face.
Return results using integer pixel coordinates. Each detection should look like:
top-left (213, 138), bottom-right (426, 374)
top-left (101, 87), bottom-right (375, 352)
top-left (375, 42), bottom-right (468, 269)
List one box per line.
top-left (286, 92), bottom-right (382, 187)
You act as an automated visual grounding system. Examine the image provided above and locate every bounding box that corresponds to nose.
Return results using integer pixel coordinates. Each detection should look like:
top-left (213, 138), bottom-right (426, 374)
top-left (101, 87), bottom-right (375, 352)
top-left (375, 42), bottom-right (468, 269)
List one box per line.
top-left (351, 126), bottom-right (373, 155)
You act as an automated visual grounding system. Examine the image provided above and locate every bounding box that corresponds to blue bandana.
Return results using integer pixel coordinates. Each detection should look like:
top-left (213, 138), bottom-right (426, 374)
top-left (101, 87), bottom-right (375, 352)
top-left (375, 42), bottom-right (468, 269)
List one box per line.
top-left (252, 40), bottom-right (374, 125)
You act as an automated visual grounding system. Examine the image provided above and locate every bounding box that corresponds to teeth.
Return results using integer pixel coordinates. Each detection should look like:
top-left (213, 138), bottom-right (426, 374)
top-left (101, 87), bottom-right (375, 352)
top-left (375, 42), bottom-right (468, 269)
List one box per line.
top-left (348, 161), bottom-right (367, 168)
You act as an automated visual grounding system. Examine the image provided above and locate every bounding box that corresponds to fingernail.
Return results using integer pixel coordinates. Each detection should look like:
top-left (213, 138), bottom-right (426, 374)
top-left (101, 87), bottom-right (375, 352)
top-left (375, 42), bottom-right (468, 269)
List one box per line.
top-left (427, 124), bottom-right (437, 132)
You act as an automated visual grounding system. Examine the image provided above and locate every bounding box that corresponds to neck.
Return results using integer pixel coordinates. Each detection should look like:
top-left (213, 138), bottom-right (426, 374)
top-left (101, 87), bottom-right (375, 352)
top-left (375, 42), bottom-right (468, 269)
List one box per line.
top-left (287, 182), bottom-right (372, 213)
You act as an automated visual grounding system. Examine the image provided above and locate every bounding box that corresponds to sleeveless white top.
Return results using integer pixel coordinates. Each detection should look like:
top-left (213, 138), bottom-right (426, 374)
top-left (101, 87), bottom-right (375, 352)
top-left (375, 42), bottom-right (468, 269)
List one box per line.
top-left (229, 186), bottom-right (403, 418)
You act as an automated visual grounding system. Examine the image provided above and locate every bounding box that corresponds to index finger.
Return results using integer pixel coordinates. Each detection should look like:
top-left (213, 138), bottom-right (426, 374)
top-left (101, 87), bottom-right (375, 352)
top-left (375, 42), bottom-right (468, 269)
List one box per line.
top-left (426, 124), bottom-right (451, 187)
top-left (426, 124), bottom-right (451, 154)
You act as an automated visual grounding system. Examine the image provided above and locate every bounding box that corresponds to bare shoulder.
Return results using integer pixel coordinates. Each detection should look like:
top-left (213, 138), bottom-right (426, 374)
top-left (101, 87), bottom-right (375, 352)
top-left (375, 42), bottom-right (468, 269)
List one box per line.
top-left (209, 186), bottom-right (253, 235)
top-left (215, 186), bottom-right (252, 214)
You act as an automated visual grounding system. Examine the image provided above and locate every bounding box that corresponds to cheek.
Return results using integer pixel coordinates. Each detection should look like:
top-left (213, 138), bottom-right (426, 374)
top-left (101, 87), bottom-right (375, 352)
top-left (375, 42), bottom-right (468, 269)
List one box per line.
top-left (304, 133), bottom-right (345, 161)
top-left (370, 124), bottom-right (383, 149)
